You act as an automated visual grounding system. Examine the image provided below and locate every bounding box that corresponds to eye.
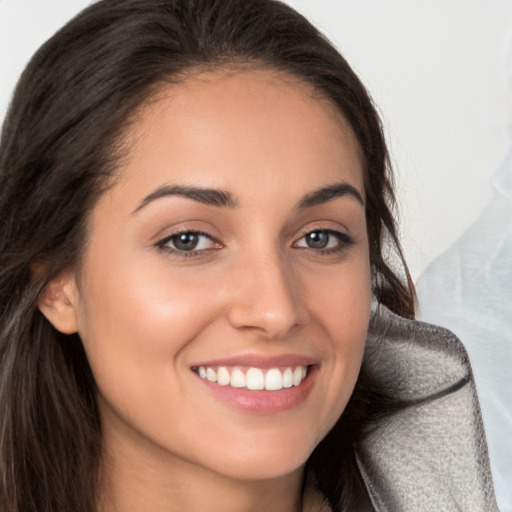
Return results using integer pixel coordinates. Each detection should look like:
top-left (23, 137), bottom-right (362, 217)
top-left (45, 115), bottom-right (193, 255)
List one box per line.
top-left (294, 229), bottom-right (353, 252)
top-left (156, 231), bottom-right (218, 253)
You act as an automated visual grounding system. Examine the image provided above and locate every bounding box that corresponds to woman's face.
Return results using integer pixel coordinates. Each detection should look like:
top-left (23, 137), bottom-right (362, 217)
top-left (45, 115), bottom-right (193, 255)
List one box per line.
top-left (57, 70), bottom-right (370, 481)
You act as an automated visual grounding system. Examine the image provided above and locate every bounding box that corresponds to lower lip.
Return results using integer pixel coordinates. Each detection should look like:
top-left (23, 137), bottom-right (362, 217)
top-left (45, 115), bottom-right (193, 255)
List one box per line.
top-left (195, 366), bottom-right (318, 414)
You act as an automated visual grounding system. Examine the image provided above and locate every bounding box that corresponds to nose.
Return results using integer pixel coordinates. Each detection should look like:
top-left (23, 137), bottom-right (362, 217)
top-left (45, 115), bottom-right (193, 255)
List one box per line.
top-left (226, 250), bottom-right (309, 340)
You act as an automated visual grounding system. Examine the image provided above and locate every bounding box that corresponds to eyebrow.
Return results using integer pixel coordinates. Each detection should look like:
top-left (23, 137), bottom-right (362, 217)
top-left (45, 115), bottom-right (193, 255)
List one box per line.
top-left (132, 181), bottom-right (364, 214)
top-left (132, 184), bottom-right (239, 213)
top-left (296, 183), bottom-right (364, 209)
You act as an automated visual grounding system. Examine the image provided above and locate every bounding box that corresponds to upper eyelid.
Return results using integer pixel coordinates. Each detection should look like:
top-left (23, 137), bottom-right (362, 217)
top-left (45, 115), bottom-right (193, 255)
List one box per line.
top-left (159, 228), bottom-right (212, 240)
top-left (155, 230), bottom-right (219, 250)
top-left (293, 226), bottom-right (350, 241)
top-left (154, 225), bottom-right (218, 243)
top-left (293, 228), bottom-right (354, 248)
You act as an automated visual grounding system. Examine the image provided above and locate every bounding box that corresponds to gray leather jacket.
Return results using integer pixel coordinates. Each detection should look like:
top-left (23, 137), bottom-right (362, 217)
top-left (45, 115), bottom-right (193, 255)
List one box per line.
top-left (356, 307), bottom-right (499, 511)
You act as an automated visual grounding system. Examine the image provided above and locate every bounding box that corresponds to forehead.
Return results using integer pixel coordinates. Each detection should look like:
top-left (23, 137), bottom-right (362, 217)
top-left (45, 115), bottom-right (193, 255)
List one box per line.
top-left (112, 68), bottom-right (364, 206)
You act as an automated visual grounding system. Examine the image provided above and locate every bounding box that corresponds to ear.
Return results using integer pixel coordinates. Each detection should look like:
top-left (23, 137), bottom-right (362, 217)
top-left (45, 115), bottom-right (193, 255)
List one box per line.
top-left (38, 272), bottom-right (80, 334)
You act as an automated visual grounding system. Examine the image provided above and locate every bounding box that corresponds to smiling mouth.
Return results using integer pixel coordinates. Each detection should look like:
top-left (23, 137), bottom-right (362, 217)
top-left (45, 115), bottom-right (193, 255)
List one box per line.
top-left (192, 365), bottom-right (310, 391)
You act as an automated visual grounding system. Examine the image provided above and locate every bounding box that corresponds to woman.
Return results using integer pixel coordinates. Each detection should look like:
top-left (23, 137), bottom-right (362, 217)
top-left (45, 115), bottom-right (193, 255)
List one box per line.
top-left (0, 1), bottom-right (496, 511)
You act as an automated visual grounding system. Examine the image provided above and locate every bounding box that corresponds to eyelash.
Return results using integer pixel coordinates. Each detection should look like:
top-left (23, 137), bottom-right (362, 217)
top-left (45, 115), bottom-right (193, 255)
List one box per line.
top-left (293, 229), bottom-right (354, 255)
top-left (155, 230), bottom-right (220, 258)
top-left (155, 228), bottom-right (354, 258)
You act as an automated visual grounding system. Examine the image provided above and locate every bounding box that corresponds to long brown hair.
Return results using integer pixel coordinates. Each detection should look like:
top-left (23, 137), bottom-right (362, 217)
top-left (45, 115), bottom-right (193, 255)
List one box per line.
top-left (0, 1), bottom-right (415, 510)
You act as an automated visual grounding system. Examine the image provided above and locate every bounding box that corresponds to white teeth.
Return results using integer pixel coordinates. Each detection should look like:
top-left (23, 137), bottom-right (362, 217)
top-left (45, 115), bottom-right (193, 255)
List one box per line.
top-left (292, 367), bottom-right (303, 386)
top-left (196, 365), bottom-right (309, 391)
top-left (282, 368), bottom-right (293, 388)
top-left (264, 368), bottom-right (282, 391)
top-left (246, 368), bottom-right (265, 390)
top-left (206, 367), bottom-right (217, 382)
top-left (217, 366), bottom-right (230, 386)
top-left (230, 368), bottom-right (247, 388)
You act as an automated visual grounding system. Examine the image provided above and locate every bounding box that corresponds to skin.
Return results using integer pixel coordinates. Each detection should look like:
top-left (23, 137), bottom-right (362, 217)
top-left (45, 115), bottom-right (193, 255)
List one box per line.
top-left (40, 69), bottom-right (371, 512)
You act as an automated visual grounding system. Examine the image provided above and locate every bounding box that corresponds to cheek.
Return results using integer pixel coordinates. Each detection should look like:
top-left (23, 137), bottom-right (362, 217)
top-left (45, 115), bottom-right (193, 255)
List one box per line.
top-left (303, 254), bottom-right (371, 426)
top-left (78, 251), bottom-right (216, 341)
top-left (73, 258), bottom-right (229, 458)
top-left (304, 250), bottom-right (371, 340)
top-left (74, 253), bottom-right (223, 405)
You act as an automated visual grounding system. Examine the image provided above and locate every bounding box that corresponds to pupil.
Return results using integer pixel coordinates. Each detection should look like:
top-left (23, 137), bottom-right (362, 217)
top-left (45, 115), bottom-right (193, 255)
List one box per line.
top-left (307, 231), bottom-right (328, 249)
top-left (174, 233), bottom-right (198, 251)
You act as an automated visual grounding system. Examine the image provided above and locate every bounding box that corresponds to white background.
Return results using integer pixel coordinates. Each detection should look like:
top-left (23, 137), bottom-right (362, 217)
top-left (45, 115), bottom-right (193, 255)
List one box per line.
top-left (1, 1), bottom-right (511, 509)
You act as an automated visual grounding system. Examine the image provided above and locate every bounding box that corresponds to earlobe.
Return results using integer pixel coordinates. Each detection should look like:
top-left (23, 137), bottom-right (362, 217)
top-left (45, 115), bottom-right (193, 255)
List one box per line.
top-left (37, 273), bottom-right (80, 335)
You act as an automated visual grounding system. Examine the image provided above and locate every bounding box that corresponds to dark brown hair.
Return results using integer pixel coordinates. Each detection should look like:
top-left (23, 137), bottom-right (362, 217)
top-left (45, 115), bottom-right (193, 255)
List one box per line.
top-left (0, 1), bottom-right (415, 510)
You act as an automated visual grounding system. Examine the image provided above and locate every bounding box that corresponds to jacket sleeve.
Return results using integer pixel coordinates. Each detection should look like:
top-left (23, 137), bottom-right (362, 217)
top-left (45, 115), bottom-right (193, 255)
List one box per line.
top-left (355, 306), bottom-right (499, 512)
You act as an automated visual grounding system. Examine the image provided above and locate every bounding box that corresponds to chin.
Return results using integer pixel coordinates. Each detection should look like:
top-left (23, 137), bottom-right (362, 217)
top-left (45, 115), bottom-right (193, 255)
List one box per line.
top-left (213, 451), bottom-right (309, 482)
top-left (196, 427), bottom-right (323, 482)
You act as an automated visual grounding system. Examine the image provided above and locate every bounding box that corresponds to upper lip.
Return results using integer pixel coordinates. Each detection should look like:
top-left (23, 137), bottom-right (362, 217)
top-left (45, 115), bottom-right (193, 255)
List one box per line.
top-left (191, 353), bottom-right (318, 369)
